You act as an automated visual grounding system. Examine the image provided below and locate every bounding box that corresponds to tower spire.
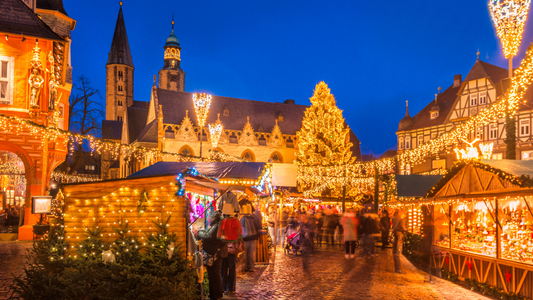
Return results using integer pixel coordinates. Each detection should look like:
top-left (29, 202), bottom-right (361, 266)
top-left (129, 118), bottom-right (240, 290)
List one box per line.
top-left (107, 3), bottom-right (133, 67)
top-left (172, 13), bottom-right (175, 32)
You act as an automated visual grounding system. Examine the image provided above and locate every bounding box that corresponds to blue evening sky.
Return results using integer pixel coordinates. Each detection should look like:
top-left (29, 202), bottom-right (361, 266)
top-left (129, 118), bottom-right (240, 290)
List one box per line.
top-left (63, 0), bottom-right (533, 157)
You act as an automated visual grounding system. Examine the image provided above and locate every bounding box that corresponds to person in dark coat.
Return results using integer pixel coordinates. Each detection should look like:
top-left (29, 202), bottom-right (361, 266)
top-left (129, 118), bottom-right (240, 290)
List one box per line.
top-left (392, 210), bottom-right (407, 274)
top-left (243, 208), bottom-right (261, 272)
top-left (380, 210), bottom-right (391, 249)
top-left (323, 210), bottom-right (337, 247)
top-left (196, 211), bottom-right (226, 300)
top-left (315, 211), bottom-right (324, 246)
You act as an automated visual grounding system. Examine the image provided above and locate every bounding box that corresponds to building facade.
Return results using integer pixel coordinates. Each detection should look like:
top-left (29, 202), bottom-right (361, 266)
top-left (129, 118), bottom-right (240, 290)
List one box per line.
top-left (101, 4), bottom-right (361, 179)
top-left (396, 55), bottom-right (533, 174)
top-left (0, 0), bottom-right (75, 239)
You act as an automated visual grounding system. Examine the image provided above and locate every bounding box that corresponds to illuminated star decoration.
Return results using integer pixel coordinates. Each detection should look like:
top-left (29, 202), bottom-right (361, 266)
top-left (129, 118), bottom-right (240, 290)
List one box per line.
top-left (192, 93), bottom-right (212, 128)
top-left (479, 142), bottom-right (494, 159)
top-left (505, 269), bottom-right (512, 283)
top-left (454, 138), bottom-right (480, 160)
top-left (489, 0), bottom-right (531, 58)
top-left (208, 114), bottom-right (223, 148)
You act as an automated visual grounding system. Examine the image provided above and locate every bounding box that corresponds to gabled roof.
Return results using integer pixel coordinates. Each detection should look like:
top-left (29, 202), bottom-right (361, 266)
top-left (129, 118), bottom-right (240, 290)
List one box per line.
top-left (107, 5), bottom-right (133, 67)
top-left (464, 60), bottom-right (508, 85)
top-left (102, 120), bottom-right (123, 140)
top-left (136, 120), bottom-right (158, 143)
top-left (0, 0), bottom-right (64, 40)
top-left (156, 89), bottom-right (308, 135)
top-left (36, 0), bottom-right (68, 16)
top-left (401, 84), bottom-right (461, 131)
top-left (127, 106), bottom-right (149, 142)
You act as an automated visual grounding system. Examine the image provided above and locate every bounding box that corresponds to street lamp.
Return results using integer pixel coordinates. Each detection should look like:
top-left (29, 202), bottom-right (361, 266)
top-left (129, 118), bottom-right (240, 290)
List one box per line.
top-left (208, 113), bottom-right (223, 149)
top-left (192, 93), bottom-right (212, 157)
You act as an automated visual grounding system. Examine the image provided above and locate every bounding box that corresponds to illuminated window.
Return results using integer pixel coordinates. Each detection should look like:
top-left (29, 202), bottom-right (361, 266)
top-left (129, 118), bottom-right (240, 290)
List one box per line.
top-left (417, 135), bottom-right (423, 147)
top-left (432, 159), bottom-right (446, 170)
top-left (179, 145), bottom-right (194, 157)
top-left (479, 92), bottom-right (486, 105)
top-left (522, 151), bottom-right (533, 160)
top-left (430, 111), bottom-right (439, 119)
top-left (492, 153), bottom-right (503, 160)
top-left (270, 152), bottom-right (283, 163)
top-left (278, 112), bottom-right (284, 122)
top-left (398, 137), bottom-right (404, 150)
top-left (470, 94), bottom-right (477, 106)
top-left (476, 126), bottom-right (484, 140)
top-left (241, 150), bottom-right (255, 162)
top-left (520, 119), bottom-right (530, 136)
top-left (85, 165), bottom-right (95, 171)
top-left (405, 137), bottom-right (410, 149)
top-left (489, 124), bottom-right (498, 140)
top-left (0, 56), bottom-right (14, 104)
top-left (430, 132), bottom-right (437, 139)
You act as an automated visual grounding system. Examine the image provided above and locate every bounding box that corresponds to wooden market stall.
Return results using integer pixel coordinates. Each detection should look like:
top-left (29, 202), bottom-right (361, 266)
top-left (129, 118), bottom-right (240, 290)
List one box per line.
top-left (61, 170), bottom-right (217, 255)
top-left (424, 160), bottom-right (533, 298)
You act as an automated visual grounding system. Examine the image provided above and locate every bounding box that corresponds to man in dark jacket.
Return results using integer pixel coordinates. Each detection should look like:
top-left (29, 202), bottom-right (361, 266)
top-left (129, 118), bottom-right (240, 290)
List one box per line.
top-left (323, 211), bottom-right (337, 247)
top-left (380, 210), bottom-right (391, 249)
top-left (197, 211), bottom-right (226, 300)
top-left (280, 208), bottom-right (288, 247)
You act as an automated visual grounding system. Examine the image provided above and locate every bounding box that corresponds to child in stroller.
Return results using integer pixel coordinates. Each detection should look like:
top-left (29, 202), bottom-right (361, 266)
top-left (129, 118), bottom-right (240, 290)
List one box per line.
top-left (284, 228), bottom-right (313, 255)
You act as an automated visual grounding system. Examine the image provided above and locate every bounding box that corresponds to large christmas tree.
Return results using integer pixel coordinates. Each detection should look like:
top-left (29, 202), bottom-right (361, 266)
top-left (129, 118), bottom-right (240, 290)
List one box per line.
top-left (297, 82), bottom-right (355, 197)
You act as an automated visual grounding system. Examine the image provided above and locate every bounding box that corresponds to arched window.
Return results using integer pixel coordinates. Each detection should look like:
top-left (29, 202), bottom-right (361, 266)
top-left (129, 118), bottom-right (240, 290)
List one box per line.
top-left (241, 150), bottom-right (255, 162)
top-left (270, 152), bottom-right (283, 163)
top-left (179, 145), bottom-right (194, 157)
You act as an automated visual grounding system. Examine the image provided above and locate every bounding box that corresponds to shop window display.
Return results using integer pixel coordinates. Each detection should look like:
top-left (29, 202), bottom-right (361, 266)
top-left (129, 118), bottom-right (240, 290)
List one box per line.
top-left (434, 204), bottom-right (450, 248)
top-left (187, 192), bottom-right (214, 231)
top-left (452, 201), bottom-right (496, 257)
top-left (499, 198), bottom-right (533, 263)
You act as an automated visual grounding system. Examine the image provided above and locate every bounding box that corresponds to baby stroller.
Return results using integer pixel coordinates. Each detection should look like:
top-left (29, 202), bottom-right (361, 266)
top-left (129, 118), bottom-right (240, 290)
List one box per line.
top-left (284, 229), bottom-right (312, 255)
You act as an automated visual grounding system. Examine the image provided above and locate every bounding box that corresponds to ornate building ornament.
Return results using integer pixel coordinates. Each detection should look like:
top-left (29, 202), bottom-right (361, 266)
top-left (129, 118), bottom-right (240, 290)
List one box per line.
top-left (164, 48), bottom-right (181, 61)
top-left (269, 119), bottom-right (285, 148)
top-left (239, 116), bottom-right (258, 146)
top-left (176, 110), bottom-right (197, 141)
top-left (208, 113), bottom-right (223, 148)
top-left (29, 40), bottom-right (44, 110)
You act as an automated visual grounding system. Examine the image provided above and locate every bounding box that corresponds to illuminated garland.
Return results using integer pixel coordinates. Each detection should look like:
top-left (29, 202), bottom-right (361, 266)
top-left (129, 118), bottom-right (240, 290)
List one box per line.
top-left (51, 171), bottom-right (101, 183)
top-left (208, 150), bottom-right (247, 162)
top-left (400, 42), bottom-right (533, 165)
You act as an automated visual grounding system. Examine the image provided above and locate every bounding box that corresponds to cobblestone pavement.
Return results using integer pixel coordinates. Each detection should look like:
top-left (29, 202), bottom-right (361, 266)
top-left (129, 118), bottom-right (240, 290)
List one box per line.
top-left (228, 245), bottom-right (491, 300)
top-left (0, 242), bottom-right (31, 300)
top-left (0, 242), bottom-right (490, 300)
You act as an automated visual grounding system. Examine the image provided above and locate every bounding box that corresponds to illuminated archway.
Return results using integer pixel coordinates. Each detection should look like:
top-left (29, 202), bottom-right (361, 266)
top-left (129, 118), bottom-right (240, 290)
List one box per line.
top-left (178, 145), bottom-right (195, 157)
top-left (241, 149), bottom-right (255, 162)
top-left (269, 151), bottom-right (283, 163)
top-left (0, 151), bottom-right (26, 209)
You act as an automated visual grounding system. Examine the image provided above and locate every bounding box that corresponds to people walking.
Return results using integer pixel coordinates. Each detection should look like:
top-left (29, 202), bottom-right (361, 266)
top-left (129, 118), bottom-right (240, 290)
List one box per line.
top-left (243, 206), bottom-right (262, 272)
top-left (196, 210), bottom-right (226, 300)
top-left (280, 207), bottom-right (288, 247)
top-left (267, 207), bottom-right (279, 246)
top-left (341, 209), bottom-right (359, 258)
top-left (392, 210), bottom-right (407, 274)
top-left (323, 209), bottom-right (337, 247)
top-left (315, 211), bottom-right (324, 246)
top-left (380, 210), bottom-right (391, 249)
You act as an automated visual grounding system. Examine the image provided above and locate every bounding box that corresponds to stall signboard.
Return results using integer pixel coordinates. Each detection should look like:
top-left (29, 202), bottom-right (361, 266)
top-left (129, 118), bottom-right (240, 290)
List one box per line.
top-left (31, 196), bottom-right (52, 214)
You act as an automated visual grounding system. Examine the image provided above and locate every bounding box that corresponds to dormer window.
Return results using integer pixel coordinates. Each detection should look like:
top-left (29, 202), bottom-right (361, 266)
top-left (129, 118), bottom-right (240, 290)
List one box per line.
top-left (430, 111), bottom-right (439, 119)
top-left (278, 112), bottom-right (284, 122)
top-left (223, 105), bottom-right (230, 116)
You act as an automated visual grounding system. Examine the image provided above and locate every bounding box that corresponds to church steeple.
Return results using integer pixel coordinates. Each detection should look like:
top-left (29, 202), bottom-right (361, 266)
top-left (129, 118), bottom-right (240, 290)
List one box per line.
top-left (107, 3), bottom-right (133, 67)
top-left (105, 2), bottom-right (134, 122)
top-left (159, 15), bottom-right (185, 92)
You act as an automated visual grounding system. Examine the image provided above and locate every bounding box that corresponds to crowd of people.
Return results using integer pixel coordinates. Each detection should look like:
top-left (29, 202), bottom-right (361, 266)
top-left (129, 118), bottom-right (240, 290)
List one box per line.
top-left (195, 203), bottom-right (408, 300)
top-left (0, 204), bottom-right (22, 231)
top-left (268, 206), bottom-right (408, 273)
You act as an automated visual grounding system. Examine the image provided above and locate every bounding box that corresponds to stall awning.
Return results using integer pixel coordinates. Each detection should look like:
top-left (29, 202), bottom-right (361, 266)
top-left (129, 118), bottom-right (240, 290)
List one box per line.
top-left (128, 162), bottom-right (267, 179)
top-left (396, 175), bottom-right (443, 198)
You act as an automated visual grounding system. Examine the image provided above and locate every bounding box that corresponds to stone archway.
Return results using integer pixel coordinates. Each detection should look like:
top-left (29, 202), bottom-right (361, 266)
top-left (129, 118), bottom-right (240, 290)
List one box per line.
top-left (0, 142), bottom-right (35, 205)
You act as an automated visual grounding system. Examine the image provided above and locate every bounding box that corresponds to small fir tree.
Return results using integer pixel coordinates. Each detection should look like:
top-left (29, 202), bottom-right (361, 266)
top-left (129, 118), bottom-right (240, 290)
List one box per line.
top-left (76, 224), bottom-right (106, 260)
top-left (111, 216), bottom-right (143, 264)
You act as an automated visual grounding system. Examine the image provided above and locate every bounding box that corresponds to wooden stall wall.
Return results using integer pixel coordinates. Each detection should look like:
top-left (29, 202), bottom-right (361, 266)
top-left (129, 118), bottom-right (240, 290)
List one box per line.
top-left (433, 250), bottom-right (533, 298)
top-left (61, 175), bottom-right (196, 251)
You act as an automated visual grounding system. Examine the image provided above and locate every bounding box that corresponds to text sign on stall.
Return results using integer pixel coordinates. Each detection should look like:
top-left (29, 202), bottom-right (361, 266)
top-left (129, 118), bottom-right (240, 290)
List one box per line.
top-left (32, 196), bottom-right (52, 214)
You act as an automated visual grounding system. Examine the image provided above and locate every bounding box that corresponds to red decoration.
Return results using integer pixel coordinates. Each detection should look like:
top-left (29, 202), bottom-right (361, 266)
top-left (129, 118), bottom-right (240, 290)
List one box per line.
top-left (466, 261), bottom-right (472, 271)
top-left (446, 257), bottom-right (449, 264)
top-left (505, 270), bottom-right (512, 283)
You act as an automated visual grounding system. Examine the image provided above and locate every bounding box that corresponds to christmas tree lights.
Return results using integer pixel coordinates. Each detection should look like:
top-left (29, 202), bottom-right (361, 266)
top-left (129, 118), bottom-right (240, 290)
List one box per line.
top-left (489, 0), bottom-right (531, 59)
top-left (208, 114), bottom-right (223, 149)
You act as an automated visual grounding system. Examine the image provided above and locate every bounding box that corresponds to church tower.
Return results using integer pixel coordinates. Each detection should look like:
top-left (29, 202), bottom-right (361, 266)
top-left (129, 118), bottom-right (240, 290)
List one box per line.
top-left (158, 18), bottom-right (185, 92)
top-left (106, 2), bottom-right (134, 122)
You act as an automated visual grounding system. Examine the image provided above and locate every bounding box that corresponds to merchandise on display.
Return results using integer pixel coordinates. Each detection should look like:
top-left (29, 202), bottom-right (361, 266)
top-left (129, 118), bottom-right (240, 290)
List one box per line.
top-left (451, 201), bottom-right (496, 257)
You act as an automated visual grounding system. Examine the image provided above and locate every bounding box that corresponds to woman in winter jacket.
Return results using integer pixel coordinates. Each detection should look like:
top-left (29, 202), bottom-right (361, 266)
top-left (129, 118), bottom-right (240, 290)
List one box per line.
top-left (341, 210), bottom-right (359, 258)
top-left (196, 211), bottom-right (226, 300)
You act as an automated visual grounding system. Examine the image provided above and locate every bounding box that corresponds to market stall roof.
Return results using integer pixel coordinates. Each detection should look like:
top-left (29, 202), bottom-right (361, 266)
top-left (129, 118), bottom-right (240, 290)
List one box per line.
top-left (396, 175), bottom-right (443, 198)
top-left (128, 162), bottom-right (266, 180)
top-left (480, 159), bottom-right (533, 178)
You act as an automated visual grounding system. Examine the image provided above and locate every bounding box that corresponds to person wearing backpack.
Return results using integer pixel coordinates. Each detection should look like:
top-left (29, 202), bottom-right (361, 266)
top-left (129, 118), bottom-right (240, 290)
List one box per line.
top-left (196, 210), bottom-right (227, 300)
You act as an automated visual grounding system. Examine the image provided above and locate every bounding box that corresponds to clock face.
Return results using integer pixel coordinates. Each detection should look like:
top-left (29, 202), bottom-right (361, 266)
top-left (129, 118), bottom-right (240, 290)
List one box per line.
top-left (164, 48), bottom-right (181, 61)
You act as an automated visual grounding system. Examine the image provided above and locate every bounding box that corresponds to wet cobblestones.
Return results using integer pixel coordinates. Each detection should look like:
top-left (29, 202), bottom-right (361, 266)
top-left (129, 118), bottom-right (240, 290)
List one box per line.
top-left (0, 242), bottom-right (489, 300)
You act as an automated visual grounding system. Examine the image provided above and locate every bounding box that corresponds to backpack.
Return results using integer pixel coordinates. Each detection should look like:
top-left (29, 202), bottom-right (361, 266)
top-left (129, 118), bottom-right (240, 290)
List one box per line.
top-left (228, 240), bottom-right (244, 255)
